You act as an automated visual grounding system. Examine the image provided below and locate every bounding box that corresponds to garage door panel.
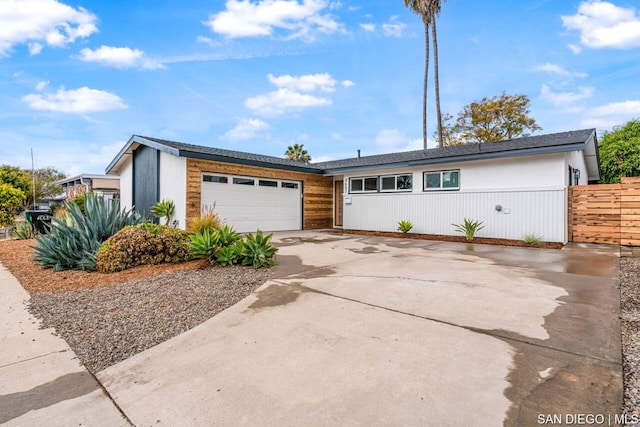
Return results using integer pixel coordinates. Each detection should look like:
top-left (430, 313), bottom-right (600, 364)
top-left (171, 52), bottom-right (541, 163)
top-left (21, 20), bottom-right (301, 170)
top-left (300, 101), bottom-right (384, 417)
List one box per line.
top-left (201, 174), bottom-right (301, 233)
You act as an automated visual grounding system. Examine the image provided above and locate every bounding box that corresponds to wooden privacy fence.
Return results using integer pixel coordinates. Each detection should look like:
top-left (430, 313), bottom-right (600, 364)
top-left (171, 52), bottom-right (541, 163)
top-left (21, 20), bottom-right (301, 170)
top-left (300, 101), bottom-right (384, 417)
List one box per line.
top-left (568, 177), bottom-right (640, 246)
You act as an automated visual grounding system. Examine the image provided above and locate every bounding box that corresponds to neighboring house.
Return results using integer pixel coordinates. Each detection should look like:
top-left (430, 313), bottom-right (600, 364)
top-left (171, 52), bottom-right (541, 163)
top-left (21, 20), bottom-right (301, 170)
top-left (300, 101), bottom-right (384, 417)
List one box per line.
top-left (57, 174), bottom-right (120, 203)
top-left (106, 129), bottom-right (599, 243)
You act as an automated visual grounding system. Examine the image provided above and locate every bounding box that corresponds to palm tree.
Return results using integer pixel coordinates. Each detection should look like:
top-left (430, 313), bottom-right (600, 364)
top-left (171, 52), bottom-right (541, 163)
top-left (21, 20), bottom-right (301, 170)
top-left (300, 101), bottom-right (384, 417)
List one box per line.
top-left (403, 0), bottom-right (445, 149)
top-left (284, 143), bottom-right (311, 162)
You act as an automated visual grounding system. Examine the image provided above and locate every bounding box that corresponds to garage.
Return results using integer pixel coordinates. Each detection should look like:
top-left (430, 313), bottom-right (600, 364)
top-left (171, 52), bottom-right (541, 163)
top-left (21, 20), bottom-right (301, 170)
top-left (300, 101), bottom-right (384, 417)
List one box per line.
top-left (201, 173), bottom-right (302, 233)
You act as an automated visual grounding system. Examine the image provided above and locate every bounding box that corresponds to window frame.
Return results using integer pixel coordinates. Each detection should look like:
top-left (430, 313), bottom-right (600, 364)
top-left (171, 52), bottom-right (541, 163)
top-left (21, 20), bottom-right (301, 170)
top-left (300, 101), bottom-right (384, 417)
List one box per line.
top-left (349, 176), bottom-right (379, 194)
top-left (379, 173), bottom-right (413, 193)
top-left (232, 177), bottom-right (255, 186)
top-left (202, 174), bottom-right (229, 184)
top-left (423, 170), bottom-right (460, 191)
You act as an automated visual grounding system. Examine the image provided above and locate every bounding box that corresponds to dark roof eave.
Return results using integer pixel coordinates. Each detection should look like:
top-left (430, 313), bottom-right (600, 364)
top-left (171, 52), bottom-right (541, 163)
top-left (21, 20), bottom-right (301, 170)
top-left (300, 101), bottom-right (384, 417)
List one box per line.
top-left (178, 150), bottom-right (324, 174)
top-left (321, 142), bottom-right (586, 174)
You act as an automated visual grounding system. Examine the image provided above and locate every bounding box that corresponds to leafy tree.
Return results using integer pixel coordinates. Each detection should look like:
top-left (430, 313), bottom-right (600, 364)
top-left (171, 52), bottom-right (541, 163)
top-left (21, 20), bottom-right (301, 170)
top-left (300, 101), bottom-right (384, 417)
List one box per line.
top-left (284, 143), bottom-right (311, 162)
top-left (404, 0), bottom-right (447, 149)
top-left (0, 165), bottom-right (31, 197)
top-left (0, 183), bottom-right (26, 227)
top-left (598, 119), bottom-right (640, 184)
top-left (30, 167), bottom-right (65, 205)
top-left (438, 92), bottom-right (541, 144)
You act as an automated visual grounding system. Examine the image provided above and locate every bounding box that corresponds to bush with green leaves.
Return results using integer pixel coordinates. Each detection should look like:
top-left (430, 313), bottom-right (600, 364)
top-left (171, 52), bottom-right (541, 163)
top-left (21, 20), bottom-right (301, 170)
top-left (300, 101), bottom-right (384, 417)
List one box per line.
top-left (188, 205), bottom-right (222, 234)
top-left (452, 218), bottom-right (485, 241)
top-left (240, 230), bottom-right (277, 267)
top-left (216, 242), bottom-right (243, 266)
top-left (0, 183), bottom-right (26, 227)
top-left (398, 220), bottom-right (413, 234)
top-left (12, 221), bottom-right (37, 240)
top-left (71, 193), bottom-right (87, 215)
top-left (96, 223), bottom-right (192, 273)
top-left (188, 229), bottom-right (220, 260)
top-left (34, 194), bottom-right (141, 271)
top-left (151, 199), bottom-right (175, 226)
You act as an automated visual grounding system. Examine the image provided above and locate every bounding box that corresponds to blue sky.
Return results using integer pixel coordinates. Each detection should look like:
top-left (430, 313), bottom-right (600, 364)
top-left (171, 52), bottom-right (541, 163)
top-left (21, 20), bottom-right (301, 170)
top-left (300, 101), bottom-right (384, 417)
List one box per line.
top-left (1, 0), bottom-right (639, 176)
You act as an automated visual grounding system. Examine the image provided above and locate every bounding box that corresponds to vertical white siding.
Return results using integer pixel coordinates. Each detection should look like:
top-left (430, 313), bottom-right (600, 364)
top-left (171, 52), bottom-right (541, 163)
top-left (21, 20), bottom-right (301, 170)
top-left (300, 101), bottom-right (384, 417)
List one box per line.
top-left (344, 189), bottom-right (567, 243)
top-left (118, 157), bottom-right (133, 211)
top-left (159, 152), bottom-right (187, 229)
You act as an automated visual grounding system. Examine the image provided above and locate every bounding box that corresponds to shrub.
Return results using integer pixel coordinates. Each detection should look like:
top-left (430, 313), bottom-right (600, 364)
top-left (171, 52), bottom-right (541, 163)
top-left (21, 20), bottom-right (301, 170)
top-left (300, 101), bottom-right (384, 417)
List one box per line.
top-left (240, 230), bottom-right (277, 268)
top-left (71, 193), bottom-right (86, 215)
top-left (150, 199), bottom-right (175, 226)
top-left (96, 224), bottom-right (192, 273)
top-left (215, 242), bottom-right (243, 266)
top-left (0, 183), bottom-right (26, 227)
top-left (189, 205), bottom-right (222, 234)
top-left (34, 194), bottom-right (140, 271)
top-left (398, 220), bottom-right (413, 234)
top-left (12, 221), bottom-right (37, 239)
top-left (452, 218), bottom-right (485, 241)
top-left (523, 233), bottom-right (543, 246)
top-left (188, 229), bottom-right (220, 261)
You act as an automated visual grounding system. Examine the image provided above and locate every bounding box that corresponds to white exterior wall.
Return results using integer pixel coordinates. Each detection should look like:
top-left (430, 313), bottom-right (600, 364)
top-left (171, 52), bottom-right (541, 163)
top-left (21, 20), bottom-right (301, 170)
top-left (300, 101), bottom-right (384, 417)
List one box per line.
top-left (566, 150), bottom-right (588, 186)
top-left (118, 157), bottom-right (133, 211)
top-left (342, 154), bottom-right (570, 242)
top-left (159, 152), bottom-right (187, 229)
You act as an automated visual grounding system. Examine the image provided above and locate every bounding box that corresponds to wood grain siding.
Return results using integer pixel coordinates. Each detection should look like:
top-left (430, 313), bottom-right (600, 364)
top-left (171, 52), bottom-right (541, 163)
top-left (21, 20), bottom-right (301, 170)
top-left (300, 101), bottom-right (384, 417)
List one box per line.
top-left (185, 158), bottom-right (333, 230)
top-left (568, 177), bottom-right (640, 246)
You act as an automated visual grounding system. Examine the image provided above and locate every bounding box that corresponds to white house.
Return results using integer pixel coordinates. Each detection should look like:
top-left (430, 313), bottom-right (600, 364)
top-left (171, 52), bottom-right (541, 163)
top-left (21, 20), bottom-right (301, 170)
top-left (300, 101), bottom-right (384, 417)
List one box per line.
top-left (105, 129), bottom-right (600, 243)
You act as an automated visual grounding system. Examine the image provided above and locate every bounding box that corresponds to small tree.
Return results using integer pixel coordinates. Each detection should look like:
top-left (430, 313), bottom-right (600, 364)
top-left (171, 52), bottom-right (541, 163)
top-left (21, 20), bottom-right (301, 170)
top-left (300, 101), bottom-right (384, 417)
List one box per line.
top-left (0, 183), bottom-right (26, 227)
top-left (446, 92), bottom-right (541, 143)
top-left (598, 119), bottom-right (640, 184)
top-left (28, 167), bottom-right (65, 207)
top-left (284, 143), bottom-right (311, 162)
top-left (0, 166), bottom-right (31, 203)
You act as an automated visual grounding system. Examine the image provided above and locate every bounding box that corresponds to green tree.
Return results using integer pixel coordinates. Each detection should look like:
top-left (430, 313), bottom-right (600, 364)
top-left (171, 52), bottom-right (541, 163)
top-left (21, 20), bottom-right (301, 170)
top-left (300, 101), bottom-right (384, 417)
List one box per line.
top-left (598, 119), bottom-right (640, 184)
top-left (404, 0), bottom-right (446, 149)
top-left (284, 143), bottom-right (311, 162)
top-left (440, 92), bottom-right (541, 144)
top-left (24, 167), bottom-right (65, 208)
top-left (0, 183), bottom-right (26, 227)
top-left (0, 165), bottom-right (31, 197)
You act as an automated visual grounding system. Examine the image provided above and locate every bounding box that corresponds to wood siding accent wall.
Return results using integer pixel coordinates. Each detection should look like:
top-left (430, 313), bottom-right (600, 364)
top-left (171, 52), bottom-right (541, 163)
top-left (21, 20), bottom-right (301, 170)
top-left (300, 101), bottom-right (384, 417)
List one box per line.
top-left (185, 158), bottom-right (333, 230)
top-left (568, 177), bottom-right (640, 246)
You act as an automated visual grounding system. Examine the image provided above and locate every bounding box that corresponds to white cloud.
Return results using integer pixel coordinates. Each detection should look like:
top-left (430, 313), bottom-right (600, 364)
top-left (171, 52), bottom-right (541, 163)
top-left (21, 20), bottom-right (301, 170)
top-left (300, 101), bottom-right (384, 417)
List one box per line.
top-left (222, 118), bottom-right (270, 141)
top-left (341, 80), bottom-right (355, 87)
top-left (22, 86), bottom-right (128, 113)
top-left (245, 88), bottom-right (331, 116)
top-left (382, 21), bottom-right (407, 38)
top-left (589, 100), bottom-right (640, 116)
top-left (540, 84), bottom-right (595, 106)
top-left (268, 72), bottom-right (337, 92)
top-left (534, 63), bottom-right (588, 78)
top-left (374, 129), bottom-right (422, 152)
top-left (78, 46), bottom-right (164, 69)
top-left (330, 132), bottom-right (343, 140)
top-left (0, 0), bottom-right (97, 57)
top-left (205, 0), bottom-right (343, 41)
top-left (196, 36), bottom-right (223, 48)
top-left (568, 43), bottom-right (582, 54)
top-left (360, 23), bottom-right (375, 32)
top-left (562, 0), bottom-right (640, 50)
top-left (35, 81), bottom-right (49, 91)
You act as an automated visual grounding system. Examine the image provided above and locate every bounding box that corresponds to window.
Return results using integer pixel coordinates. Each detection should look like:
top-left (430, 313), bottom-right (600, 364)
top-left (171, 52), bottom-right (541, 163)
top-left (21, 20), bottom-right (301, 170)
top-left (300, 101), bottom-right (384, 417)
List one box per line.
top-left (281, 182), bottom-right (299, 189)
top-left (424, 170), bottom-right (459, 191)
top-left (380, 174), bottom-right (413, 192)
top-left (233, 177), bottom-right (254, 185)
top-left (259, 179), bottom-right (278, 187)
top-left (350, 177), bottom-right (378, 193)
top-left (203, 175), bottom-right (228, 183)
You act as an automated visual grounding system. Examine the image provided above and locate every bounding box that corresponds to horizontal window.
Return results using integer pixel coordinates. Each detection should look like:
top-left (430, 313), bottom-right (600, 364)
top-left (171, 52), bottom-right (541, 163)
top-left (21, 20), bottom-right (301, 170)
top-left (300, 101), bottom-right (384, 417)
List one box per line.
top-left (203, 175), bottom-right (228, 183)
top-left (259, 179), bottom-right (278, 187)
top-left (281, 182), bottom-right (299, 189)
top-left (380, 174), bottom-right (413, 192)
top-left (350, 176), bottom-right (378, 193)
top-left (424, 170), bottom-right (460, 191)
top-left (233, 177), bottom-right (254, 186)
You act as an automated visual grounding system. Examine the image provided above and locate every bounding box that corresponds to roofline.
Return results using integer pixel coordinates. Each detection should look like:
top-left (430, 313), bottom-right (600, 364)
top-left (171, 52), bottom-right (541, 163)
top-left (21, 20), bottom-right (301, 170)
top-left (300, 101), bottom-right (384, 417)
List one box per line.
top-left (321, 141), bottom-right (587, 174)
top-left (106, 135), bottom-right (181, 174)
top-left (57, 173), bottom-right (120, 185)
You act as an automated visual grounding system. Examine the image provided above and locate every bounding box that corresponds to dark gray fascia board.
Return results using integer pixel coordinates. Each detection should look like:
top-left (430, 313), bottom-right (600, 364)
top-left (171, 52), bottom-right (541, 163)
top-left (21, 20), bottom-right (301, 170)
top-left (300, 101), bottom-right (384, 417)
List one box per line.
top-left (105, 135), bottom-right (180, 174)
top-left (181, 150), bottom-right (324, 174)
top-left (322, 142), bottom-right (586, 175)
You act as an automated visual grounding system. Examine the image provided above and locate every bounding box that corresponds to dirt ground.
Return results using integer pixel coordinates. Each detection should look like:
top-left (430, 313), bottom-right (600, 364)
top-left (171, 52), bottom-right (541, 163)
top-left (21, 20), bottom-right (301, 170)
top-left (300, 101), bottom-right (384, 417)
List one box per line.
top-left (0, 239), bottom-right (209, 293)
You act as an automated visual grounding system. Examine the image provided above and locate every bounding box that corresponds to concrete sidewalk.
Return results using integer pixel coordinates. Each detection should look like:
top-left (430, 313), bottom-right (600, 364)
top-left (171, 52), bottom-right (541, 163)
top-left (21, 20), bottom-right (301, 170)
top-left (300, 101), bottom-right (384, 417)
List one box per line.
top-left (0, 264), bottom-right (129, 426)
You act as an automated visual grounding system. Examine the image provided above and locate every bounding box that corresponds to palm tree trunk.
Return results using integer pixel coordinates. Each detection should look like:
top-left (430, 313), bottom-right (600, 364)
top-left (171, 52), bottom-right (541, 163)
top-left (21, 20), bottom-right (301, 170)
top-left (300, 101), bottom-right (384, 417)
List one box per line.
top-left (432, 18), bottom-right (443, 148)
top-left (422, 17), bottom-right (430, 150)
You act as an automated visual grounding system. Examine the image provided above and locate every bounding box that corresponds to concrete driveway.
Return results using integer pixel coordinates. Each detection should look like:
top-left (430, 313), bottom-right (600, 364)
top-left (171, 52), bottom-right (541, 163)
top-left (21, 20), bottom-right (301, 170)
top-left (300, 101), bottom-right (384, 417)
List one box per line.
top-left (97, 231), bottom-right (622, 426)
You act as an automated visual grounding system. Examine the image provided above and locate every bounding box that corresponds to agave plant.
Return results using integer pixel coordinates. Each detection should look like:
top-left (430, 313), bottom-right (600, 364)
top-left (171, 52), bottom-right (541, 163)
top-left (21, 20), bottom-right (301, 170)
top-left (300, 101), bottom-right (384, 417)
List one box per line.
top-left (240, 230), bottom-right (277, 268)
top-left (217, 225), bottom-right (241, 247)
top-left (12, 222), bottom-right (37, 240)
top-left (187, 229), bottom-right (220, 261)
top-left (33, 194), bottom-right (141, 271)
top-left (215, 242), bottom-right (243, 266)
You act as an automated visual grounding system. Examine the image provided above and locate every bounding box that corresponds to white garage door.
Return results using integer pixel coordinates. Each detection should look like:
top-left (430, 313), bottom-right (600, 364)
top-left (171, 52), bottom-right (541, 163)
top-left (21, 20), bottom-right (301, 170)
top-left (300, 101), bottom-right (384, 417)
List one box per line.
top-left (201, 173), bottom-right (302, 233)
